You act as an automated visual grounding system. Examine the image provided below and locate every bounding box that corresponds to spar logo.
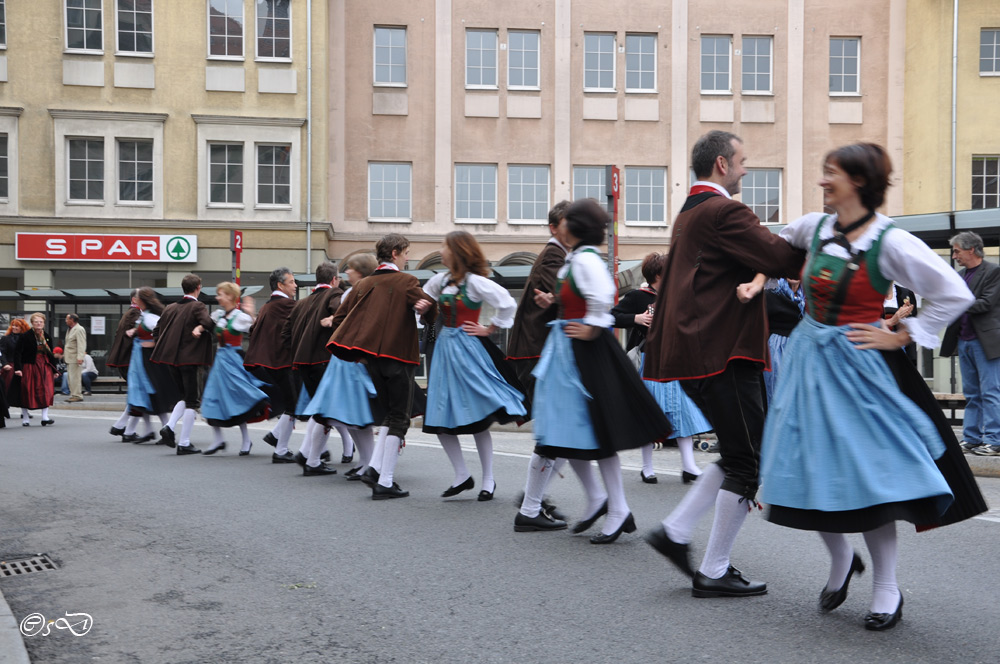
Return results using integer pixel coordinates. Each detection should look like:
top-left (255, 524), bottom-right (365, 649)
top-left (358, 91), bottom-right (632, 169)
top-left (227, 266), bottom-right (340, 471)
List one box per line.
top-left (165, 236), bottom-right (192, 261)
top-left (15, 234), bottom-right (198, 263)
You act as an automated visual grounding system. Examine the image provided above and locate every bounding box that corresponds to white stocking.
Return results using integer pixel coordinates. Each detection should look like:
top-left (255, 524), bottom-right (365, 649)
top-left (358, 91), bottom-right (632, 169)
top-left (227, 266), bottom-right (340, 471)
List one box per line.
top-left (40, 408), bottom-right (49, 421)
top-left (350, 428), bottom-right (374, 469)
top-left (113, 407), bottom-right (130, 429)
top-left (369, 427), bottom-right (389, 473)
top-left (662, 462), bottom-right (725, 544)
top-left (238, 423), bottom-right (252, 453)
top-left (519, 454), bottom-right (555, 518)
top-left (862, 521), bottom-right (900, 614)
top-left (567, 458), bottom-right (608, 521)
top-left (377, 435), bottom-right (401, 487)
top-left (473, 431), bottom-right (495, 493)
top-left (438, 434), bottom-right (471, 487)
top-left (330, 420), bottom-right (353, 459)
top-left (699, 489), bottom-right (750, 579)
top-left (640, 443), bottom-right (655, 476)
top-left (676, 436), bottom-right (701, 476)
top-left (275, 413), bottom-right (295, 454)
top-left (819, 531), bottom-right (854, 592)
top-left (179, 408), bottom-right (197, 446)
top-left (166, 401), bottom-right (185, 430)
top-left (124, 416), bottom-right (139, 436)
top-left (596, 455), bottom-right (630, 535)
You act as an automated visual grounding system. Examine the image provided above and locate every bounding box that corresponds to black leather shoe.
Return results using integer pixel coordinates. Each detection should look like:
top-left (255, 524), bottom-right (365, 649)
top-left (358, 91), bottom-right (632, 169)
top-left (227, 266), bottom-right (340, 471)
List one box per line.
top-left (321, 450), bottom-right (331, 462)
top-left (263, 432), bottom-right (278, 447)
top-left (239, 443), bottom-right (252, 456)
top-left (641, 471), bottom-right (658, 484)
top-left (304, 462), bottom-right (338, 476)
top-left (344, 466), bottom-right (363, 480)
top-left (121, 433), bottom-right (140, 443)
top-left (41, 419), bottom-right (55, 426)
top-left (571, 500), bottom-right (608, 534)
top-left (271, 451), bottom-right (297, 464)
top-left (590, 513), bottom-right (637, 544)
top-left (341, 453), bottom-right (353, 464)
top-left (477, 482), bottom-right (496, 502)
top-left (864, 594), bottom-right (903, 631)
top-left (514, 511), bottom-right (568, 532)
top-left (682, 471), bottom-right (699, 484)
top-left (442, 476), bottom-right (474, 497)
top-left (22, 422), bottom-right (29, 427)
top-left (516, 492), bottom-right (567, 521)
top-left (159, 426), bottom-right (176, 448)
top-left (133, 432), bottom-right (156, 444)
top-left (372, 482), bottom-right (409, 500)
top-left (109, 426), bottom-right (125, 436)
top-left (203, 442), bottom-right (227, 456)
top-left (820, 552), bottom-right (865, 611)
top-left (360, 467), bottom-right (380, 486)
top-left (692, 566), bottom-right (767, 598)
top-left (294, 451), bottom-right (308, 467)
top-left (176, 445), bottom-right (201, 456)
top-left (644, 525), bottom-right (695, 578)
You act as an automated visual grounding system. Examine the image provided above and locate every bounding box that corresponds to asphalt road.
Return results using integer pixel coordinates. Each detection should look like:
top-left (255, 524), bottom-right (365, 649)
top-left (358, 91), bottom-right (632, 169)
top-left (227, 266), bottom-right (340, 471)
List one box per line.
top-left (1, 412), bottom-right (998, 664)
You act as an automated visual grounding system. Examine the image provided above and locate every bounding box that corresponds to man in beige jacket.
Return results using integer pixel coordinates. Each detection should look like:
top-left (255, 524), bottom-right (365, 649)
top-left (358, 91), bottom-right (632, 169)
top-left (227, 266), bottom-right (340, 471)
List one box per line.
top-left (63, 313), bottom-right (87, 402)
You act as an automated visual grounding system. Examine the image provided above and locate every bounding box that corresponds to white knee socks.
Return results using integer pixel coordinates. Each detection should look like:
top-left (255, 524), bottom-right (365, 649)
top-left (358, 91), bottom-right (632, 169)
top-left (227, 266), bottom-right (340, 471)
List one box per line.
top-left (473, 431), bottom-right (495, 493)
top-left (40, 408), bottom-right (49, 421)
top-left (350, 428), bottom-right (374, 470)
top-left (274, 413), bottom-right (295, 454)
top-left (305, 421), bottom-right (326, 467)
top-left (663, 462), bottom-right (725, 544)
top-left (519, 454), bottom-right (556, 518)
top-left (699, 489), bottom-right (750, 579)
top-left (819, 531), bottom-right (854, 592)
top-left (863, 521), bottom-right (900, 614)
top-left (166, 401), bottom-right (186, 430)
top-left (124, 415), bottom-right (139, 436)
top-left (209, 426), bottom-right (225, 449)
top-left (330, 421), bottom-right (353, 459)
top-left (238, 423), bottom-right (251, 453)
top-left (377, 435), bottom-right (402, 487)
top-left (113, 407), bottom-right (130, 429)
top-left (369, 427), bottom-right (389, 473)
top-left (568, 458), bottom-right (608, 521)
top-left (640, 443), bottom-right (655, 477)
top-left (596, 455), bottom-right (630, 535)
top-left (21, 408), bottom-right (29, 424)
top-left (676, 436), bottom-right (701, 476)
top-left (178, 408), bottom-right (197, 447)
top-left (438, 434), bottom-right (471, 487)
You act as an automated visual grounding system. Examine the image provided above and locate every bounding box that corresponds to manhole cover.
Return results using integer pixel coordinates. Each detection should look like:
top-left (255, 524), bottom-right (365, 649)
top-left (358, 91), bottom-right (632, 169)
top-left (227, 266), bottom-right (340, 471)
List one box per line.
top-left (0, 554), bottom-right (57, 577)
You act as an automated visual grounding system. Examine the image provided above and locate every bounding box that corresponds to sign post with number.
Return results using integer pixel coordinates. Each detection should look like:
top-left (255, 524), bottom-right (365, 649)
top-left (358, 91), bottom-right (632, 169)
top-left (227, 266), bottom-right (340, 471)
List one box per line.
top-left (231, 230), bottom-right (243, 285)
top-left (605, 165), bottom-right (621, 303)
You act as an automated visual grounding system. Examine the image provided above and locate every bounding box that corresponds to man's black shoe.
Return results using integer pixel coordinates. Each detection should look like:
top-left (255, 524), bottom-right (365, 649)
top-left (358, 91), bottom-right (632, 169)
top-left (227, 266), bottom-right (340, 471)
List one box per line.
top-left (294, 451), bottom-right (307, 467)
top-left (159, 426), bottom-right (176, 448)
top-left (360, 467), bottom-right (380, 486)
top-left (303, 462), bottom-right (338, 476)
top-left (109, 426), bottom-right (125, 436)
top-left (271, 451), bottom-right (297, 464)
top-left (514, 511), bottom-right (568, 532)
top-left (644, 525), bottom-right (695, 578)
top-left (263, 432), bottom-right (278, 447)
top-left (176, 444), bottom-right (201, 456)
top-left (372, 482), bottom-right (409, 500)
top-left (692, 566), bottom-right (767, 598)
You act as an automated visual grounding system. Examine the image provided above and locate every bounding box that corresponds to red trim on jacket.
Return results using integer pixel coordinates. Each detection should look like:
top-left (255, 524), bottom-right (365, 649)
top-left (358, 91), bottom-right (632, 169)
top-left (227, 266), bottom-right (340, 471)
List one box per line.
top-left (327, 340), bottom-right (420, 365)
top-left (644, 356), bottom-right (767, 382)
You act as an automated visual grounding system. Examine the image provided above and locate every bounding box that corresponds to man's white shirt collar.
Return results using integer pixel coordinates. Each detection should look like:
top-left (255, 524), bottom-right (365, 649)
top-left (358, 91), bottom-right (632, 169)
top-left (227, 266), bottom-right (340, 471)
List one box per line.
top-left (693, 180), bottom-right (733, 199)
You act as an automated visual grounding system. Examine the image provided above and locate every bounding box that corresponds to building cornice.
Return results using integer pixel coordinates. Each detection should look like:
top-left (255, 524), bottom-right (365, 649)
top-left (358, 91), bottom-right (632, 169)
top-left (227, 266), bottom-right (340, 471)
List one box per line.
top-left (191, 114), bottom-right (307, 127)
top-left (0, 107), bottom-right (24, 117)
top-left (328, 230), bottom-right (670, 245)
top-left (48, 109), bottom-right (169, 123)
top-left (0, 216), bottom-right (333, 237)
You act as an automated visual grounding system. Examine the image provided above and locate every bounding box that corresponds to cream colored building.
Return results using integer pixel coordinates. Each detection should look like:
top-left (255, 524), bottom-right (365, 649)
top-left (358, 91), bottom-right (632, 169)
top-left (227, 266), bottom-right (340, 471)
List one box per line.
top-left (328, 0), bottom-right (904, 264)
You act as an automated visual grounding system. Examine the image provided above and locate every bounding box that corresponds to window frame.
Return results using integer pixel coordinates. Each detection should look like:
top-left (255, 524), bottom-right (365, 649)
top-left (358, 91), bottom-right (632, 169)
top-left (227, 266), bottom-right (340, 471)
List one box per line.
top-left (741, 168), bottom-right (782, 224)
top-left (454, 163), bottom-right (498, 224)
top-left (583, 32), bottom-right (617, 93)
top-left (972, 156), bottom-right (1000, 210)
top-left (0, 0), bottom-right (8, 50)
top-left (255, 143), bottom-right (292, 209)
top-left (700, 34), bottom-right (732, 95)
top-left (465, 28), bottom-right (499, 90)
top-left (373, 25), bottom-right (407, 87)
top-left (507, 164), bottom-right (551, 225)
top-left (624, 33), bottom-right (657, 94)
top-left (66, 137), bottom-right (106, 205)
top-left (368, 162), bottom-right (413, 222)
top-left (829, 36), bottom-right (861, 96)
top-left (507, 29), bottom-right (540, 91)
top-left (116, 138), bottom-right (155, 206)
top-left (981, 29), bottom-right (1000, 77)
top-left (0, 134), bottom-right (9, 201)
top-left (623, 166), bottom-right (668, 227)
top-left (255, 0), bottom-right (292, 63)
top-left (572, 165), bottom-right (607, 204)
top-left (207, 142), bottom-right (245, 208)
top-left (65, 0), bottom-right (105, 55)
top-left (114, 0), bottom-right (154, 57)
top-left (207, 0), bottom-right (245, 61)
top-left (741, 35), bottom-right (773, 96)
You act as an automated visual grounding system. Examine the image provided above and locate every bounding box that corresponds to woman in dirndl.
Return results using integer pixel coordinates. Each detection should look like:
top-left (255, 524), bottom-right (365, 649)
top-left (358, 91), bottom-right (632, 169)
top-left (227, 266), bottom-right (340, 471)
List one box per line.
top-left (762, 277), bottom-right (805, 403)
top-left (121, 287), bottom-right (178, 443)
top-left (199, 282), bottom-right (269, 456)
top-left (14, 313), bottom-right (57, 426)
top-left (517, 199), bottom-right (673, 543)
top-left (421, 231), bottom-right (527, 501)
top-left (755, 143), bottom-right (987, 630)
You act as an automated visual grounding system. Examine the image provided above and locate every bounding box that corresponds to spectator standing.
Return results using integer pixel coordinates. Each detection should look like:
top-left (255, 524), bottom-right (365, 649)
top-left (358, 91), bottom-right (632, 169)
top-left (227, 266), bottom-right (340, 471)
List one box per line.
top-left (63, 313), bottom-right (87, 402)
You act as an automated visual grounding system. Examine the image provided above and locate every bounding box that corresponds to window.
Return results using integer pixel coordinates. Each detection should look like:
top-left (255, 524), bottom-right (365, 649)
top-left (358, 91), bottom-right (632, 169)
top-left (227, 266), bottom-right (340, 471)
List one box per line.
top-left (829, 37), bottom-right (860, 94)
top-left (742, 169), bottom-right (781, 223)
top-left (981, 30), bottom-right (1000, 75)
top-left (368, 162), bottom-right (411, 220)
top-left (66, 0), bottom-right (103, 52)
top-left (972, 157), bottom-right (1000, 209)
top-left (256, 0), bottom-right (290, 60)
top-left (584, 33), bottom-right (615, 91)
top-left (625, 34), bottom-right (656, 92)
top-left (508, 165), bottom-right (549, 223)
top-left (117, 0), bottom-right (153, 54)
top-left (374, 26), bottom-right (406, 85)
top-left (455, 164), bottom-right (497, 221)
top-left (257, 144), bottom-right (291, 206)
top-left (0, 1), bottom-right (7, 48)
top-left (742, 36), bottom-right (772, 94)
top-left (118, 140), bottom-right (153, 203)
top-left (209, 144), bottom-right (243, 204)
top-left (508, 30), bottom-right (539, 89)
top-left (700, 35), bottom-right (731, 93)
top-left (68, 139), bottom-right (104, 202)
top-left (208, 0), bottom-right (243, 58)
top-left (0, 134), bottom-right (7, 199)
top-left (624, 167), bottom-right (666, 225)
top-left (573, 166), bottom-right (606, 202)
top-left (466, 29), bottom-right (497, 88)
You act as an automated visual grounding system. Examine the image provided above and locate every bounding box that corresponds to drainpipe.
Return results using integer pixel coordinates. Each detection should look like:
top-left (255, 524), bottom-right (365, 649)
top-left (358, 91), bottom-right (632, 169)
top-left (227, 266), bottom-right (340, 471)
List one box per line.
top-left (306, 0), bottom-right (313, 274)
top-left (951, 0), bottom-right (958, 214)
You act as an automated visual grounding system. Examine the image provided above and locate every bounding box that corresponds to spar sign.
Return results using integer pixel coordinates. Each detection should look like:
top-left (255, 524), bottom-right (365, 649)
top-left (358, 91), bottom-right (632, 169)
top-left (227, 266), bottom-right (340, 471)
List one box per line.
top-left (16, 233), bottom-right (198, 262)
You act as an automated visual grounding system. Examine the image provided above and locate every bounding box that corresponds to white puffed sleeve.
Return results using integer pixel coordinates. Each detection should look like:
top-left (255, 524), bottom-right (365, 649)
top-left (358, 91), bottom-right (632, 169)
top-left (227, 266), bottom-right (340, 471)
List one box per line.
top-left (465, 274), bottom-right (517, 328)
top-left (779, 212), bottom-right (827, 250)
top-left (230, 310), bottom-right (254, 333)
top-left (139, 311), bottom-right (159, 331)
top-left (571, 248), bottom-right (615, 328)
top-left (422, 272), bottom-right (448, 301)
top-left (210, 309), bottom-right (226, 325)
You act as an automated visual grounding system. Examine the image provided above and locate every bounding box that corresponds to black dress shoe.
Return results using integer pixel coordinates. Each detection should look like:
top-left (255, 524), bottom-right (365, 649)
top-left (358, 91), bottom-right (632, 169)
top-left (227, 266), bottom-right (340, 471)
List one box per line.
top-left (590, 513), bottom-right (637, 544)
top-left (263, 432), bottom-right (278, 447)
top-left (303, 462), bottom-right (338, 476)
top-left (516, 492), bottom-right (567, 521)
top-left (514, 511), bottom-right (568, 532)
top-left (136, 432), bottom-right (156, 444)
top-left (294, 451), bottom-right (308, 467)
top-left (202, 442), bottom-right (227, 456)
top-left (321, 450), bottom-right (331, 462)
top-left (820, 552), bottom-right (865, 611)
top-left (239, 443), bottom-right (252, 456)
top-left (864, 594), bottom-right (903, 631)
top-left (682, 471), bottom-right (699, 484)
top-left (176, 444), bottom-right (201, 456)
top-left (22, 422), bottom-right (29, 427)
top-left (271, 451), bottom-right (297, 464)
top-left (344, 466), bottom-right (363, 480)
top-left (571, 500), bottom-right (608, 534)
top-left (109, 426), bottom-right (125, 436)
top-left (121, 433), bottom-right (141, 443)
top-left (477, 482), bottom-right (496, 502)
top-left (41, 419), bottom-right (55, 426)
top-left (341, 453), bottom-right (353, 464)
top-left (692, 566), bottom-right (767, 598)
top-left (360, 467), bottom-right (380, 486)
top-left (159, 426), bottom-right (176, 448)
top-left (644, 525), bottom-right (695, 578)
top-left (641, 471), bottom-right (658, 484)
top-left (372, 482), bottom-right (409, 500)
top-left (442, 476), bottom-right (474, 497)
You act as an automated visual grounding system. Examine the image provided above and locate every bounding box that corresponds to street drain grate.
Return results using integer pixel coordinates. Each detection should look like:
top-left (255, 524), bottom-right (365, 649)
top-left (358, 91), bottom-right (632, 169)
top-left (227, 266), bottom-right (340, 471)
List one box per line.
top-left (0, 554), bottom-right (57, 577)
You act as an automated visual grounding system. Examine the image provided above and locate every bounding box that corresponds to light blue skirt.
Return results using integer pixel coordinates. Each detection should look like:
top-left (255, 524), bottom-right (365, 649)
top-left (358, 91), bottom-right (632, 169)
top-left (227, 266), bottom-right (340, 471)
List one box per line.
top-left (532, 320), bottom-right (600, 452)
top-left (125, 337), bottom-right (154, 412)
top-left (301, 356), bottom-right (377, 427)
top-left (201, 345), bottom-right (270, 426)
top-left (641, 353), bottom-right (712, 438)
top-left (763, 333), bottom-right (789, 404)
top-left (760, 316), bottom-right (953, 514)
top-left (424, 327), bottom-right (526, 432)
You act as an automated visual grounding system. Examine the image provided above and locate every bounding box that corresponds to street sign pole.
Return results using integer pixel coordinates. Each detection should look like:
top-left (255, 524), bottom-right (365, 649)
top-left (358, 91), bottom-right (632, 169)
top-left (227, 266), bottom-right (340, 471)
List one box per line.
top-left (231, 230), bottom-right (243, 286)
top-left (605, 165), bottom-right (621, 303)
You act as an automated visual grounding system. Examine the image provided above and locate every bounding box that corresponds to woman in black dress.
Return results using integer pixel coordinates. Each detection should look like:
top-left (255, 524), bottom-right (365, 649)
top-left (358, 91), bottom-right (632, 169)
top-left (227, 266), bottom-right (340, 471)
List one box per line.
top-left (15, 313), bottom-right (57, 426)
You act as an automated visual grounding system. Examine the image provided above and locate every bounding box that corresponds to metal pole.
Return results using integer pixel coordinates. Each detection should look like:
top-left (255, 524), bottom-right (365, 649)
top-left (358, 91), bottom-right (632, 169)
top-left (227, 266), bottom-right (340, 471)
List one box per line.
top-left (305, 0), bottom-right (313, 273)
top-left (951, 0), bottom-right (958, 214)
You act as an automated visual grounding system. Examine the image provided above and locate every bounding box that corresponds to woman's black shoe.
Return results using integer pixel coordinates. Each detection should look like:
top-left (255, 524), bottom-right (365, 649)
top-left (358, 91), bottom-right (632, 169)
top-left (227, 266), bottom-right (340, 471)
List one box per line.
top-left (571, 500), bottom-right (609, 534)
top-left (477, 482), bottom-right (496, 502)
top-left (682, 471), bottom-right (699, 484)
top-left (590, 513), bottom-right (636, 544)
top-left (41, 419), bottom-right (55, 426)
top-left (441, 476), bottom-right (474, 497)
top-left (239, 442), bottom-right (252, 456)
top-left (641, 471), bottom-right (658, 484)
top-left (819, 552), bottom-right (865, 611)
top-left (864, 594), bottom-right (903, 631)
top-left (203, 442), bottom-right (227, 456)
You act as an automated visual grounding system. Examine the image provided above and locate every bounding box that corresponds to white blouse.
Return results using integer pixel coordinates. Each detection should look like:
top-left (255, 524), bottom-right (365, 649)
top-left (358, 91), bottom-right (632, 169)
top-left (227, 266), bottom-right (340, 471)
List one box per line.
top-left (211, 308), bottom-right (253, 334)
top-left (556, 246), bottom-right (615, 328)
top-left (137, 310), bottom-right (160, 331)
top-left (780, 212), bottom-right (974, 348)
top-left (422, 272), bottom-right (517, 328)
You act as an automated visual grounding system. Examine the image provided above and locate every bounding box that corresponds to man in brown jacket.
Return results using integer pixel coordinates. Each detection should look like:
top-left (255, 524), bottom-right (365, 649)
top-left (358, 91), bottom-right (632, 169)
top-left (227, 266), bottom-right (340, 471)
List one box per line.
top-left (643, 131), bottom-right (804, 597)
top-left (107, 291), bottom-right (141, 437)
top-left (328, 234), bottom-right (436, 499)
top-left (151, 273), bottom-right (215, 454)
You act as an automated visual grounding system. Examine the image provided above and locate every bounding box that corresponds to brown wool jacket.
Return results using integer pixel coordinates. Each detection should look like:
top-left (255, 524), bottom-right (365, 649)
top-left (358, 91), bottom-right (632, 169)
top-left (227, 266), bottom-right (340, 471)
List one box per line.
top-left (150, 297), bottom-right (215, 366)
top-left (644, 193), bottom-right (805, 381)
top-left (283, 285), bottom-right (344, 367)
top-left (327, 269), bottom-right (437, 365)
top-left (106, 307), bottom-right (141, 368)
top-left (506, 241), bottom-right (567, 360)
top-left (244, 294), bottom-right (296, 369)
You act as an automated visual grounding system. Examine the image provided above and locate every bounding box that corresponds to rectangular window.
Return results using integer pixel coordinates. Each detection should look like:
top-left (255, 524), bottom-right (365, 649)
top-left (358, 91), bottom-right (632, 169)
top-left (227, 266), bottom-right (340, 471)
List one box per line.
top-left (972, 157), bottom-right (1000, 209)
top-left (374, 26), bottom-right (406, 85)
top-left (573, 166), bottom-right (606, 203)
top-left (584, 33), bottom-right (615, 91)
top-left (209, 143), bottom-right (243, 204)
top-left (455, 164), bottom-right (497, 221)
top-left (67, 0), bottom-right (103, 52)
top-left (256, 0), bottom-right (290, 60)
top-left (208, 0), bottom-right (243, 58)
top-left (742, 36), bottom-right (772, 94)
top-left (466, 29), bottom-right (497, 88)
top-left (624, 167), bottom-right (666, 224)
top-left (257, 144), bottom-right (291, 206)
top-left (68, 138), bottom-right (104, 201)
top-left (117, 0), bottom-right (153, 54)
top-left (829, 37), bottom-right (860, 94)
top-left (118, 140), bottom-right (153, 203)
top-left (0, 0), bottom-right (7, 48)
top-left (700, 35), bottom-right (731, 93)
top-left (0, 134), bottom-right (7, 199)
top-left (742, 169), bottom-right (781, 223)
top-left (508, 30), bottom-right (539, 89)
top-left (368, 162), bottom-right (412, 220)
top-left (508, 165), bottom-right (550, 223)
top-left (625, 34), bottom-right (656, 92)
top-left (981, 30), bottom-right (1000, 75)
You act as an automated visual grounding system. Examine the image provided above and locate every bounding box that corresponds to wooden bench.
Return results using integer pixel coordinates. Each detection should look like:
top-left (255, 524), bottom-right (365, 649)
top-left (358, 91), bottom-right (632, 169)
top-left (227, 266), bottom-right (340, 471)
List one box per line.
top-left (91, 376), bottom-right (127, 394)
top-left (933, 392), bottom-right (965, 428)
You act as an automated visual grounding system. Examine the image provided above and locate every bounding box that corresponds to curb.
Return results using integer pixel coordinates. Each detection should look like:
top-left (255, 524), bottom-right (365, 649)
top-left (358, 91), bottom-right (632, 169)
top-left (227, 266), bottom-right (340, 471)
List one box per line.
top-left (0, 587), bottom-right (30, 664)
